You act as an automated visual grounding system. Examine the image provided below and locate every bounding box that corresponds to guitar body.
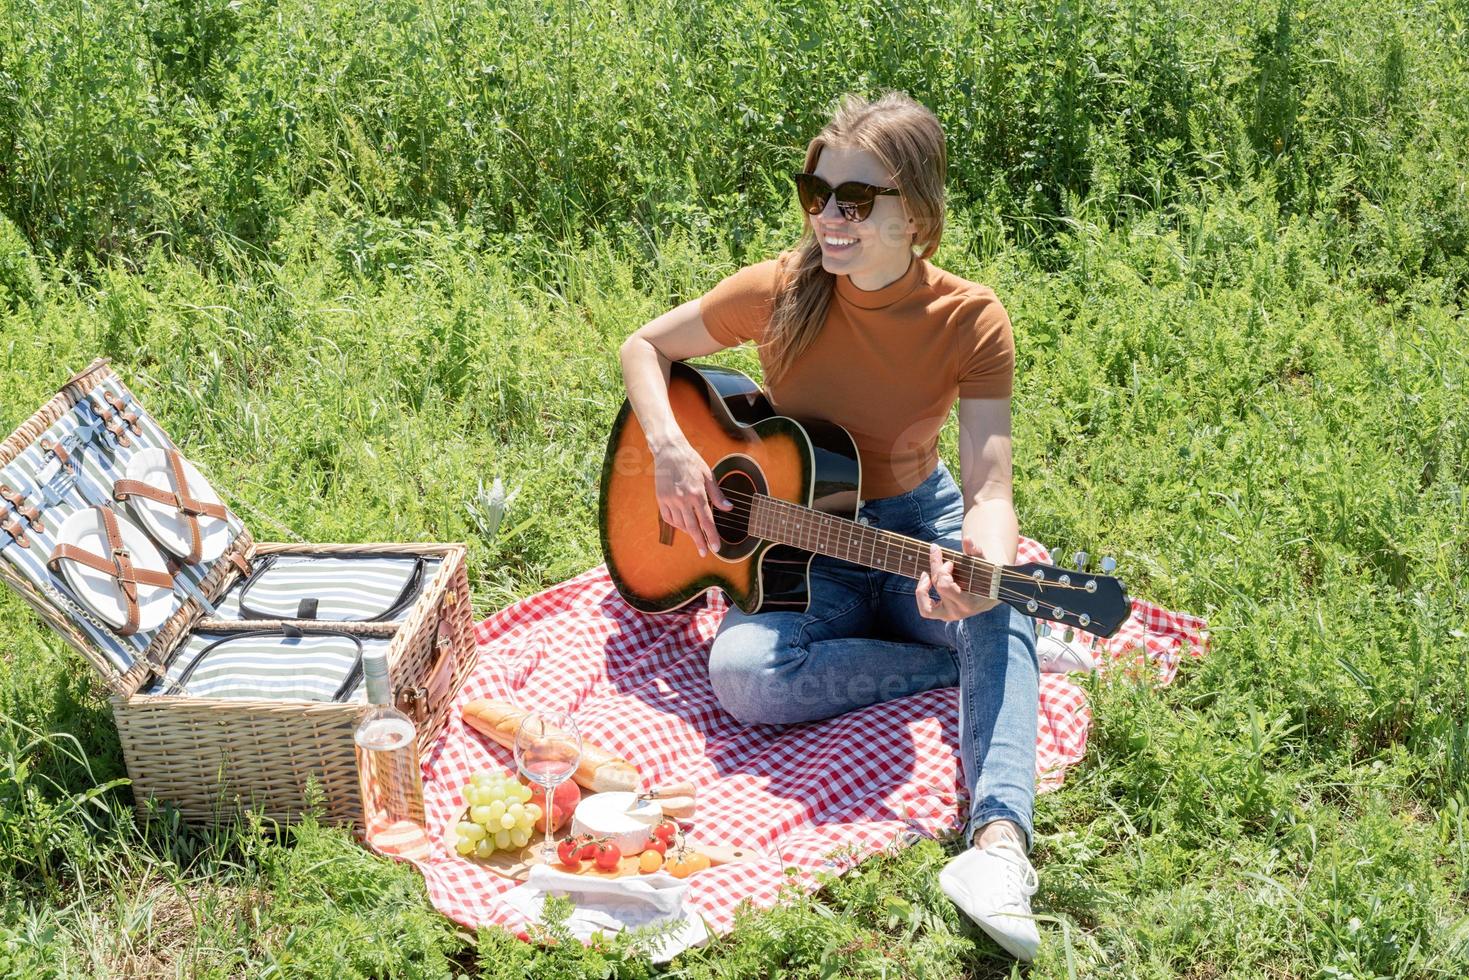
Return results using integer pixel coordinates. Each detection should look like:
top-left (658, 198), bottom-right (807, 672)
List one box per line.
top-left (599, 361), bottom-right (860, 614)
top-left (600, 363), bottom-right (1133, 636)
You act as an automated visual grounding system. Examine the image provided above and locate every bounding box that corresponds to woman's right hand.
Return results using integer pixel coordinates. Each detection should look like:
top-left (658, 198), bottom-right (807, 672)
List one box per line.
top-left (653, 438), bottom-right (733, 558)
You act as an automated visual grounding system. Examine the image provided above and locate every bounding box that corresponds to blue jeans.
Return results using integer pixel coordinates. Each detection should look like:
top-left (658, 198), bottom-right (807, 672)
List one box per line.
top-left (707, 459), bottom-right (1039, 848)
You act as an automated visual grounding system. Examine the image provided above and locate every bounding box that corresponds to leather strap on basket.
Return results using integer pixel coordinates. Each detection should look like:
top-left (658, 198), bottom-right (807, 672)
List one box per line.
top-left (103, 391), bottom-right (142, 435)
top-left (47, 507), bottom-right (174, 636)
top-left (0, 484), bottom-right (44, 532)
top-left (90, 394), bottom-right (132, 448)
top-left (41, 439), bottom-right (75, 474)
top-left (112, 449), bottom-right (228, 564)
top-left (1, 514), bottom-right (29, 549)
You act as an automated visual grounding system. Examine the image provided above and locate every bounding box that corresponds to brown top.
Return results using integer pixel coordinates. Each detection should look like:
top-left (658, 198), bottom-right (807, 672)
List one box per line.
top-left (698, 251), bottom-right (1015, 498)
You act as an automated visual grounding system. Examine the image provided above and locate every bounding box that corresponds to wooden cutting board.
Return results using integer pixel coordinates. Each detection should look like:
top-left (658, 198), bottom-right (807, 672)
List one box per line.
top-left (442, 803), bottom-right (756, 882)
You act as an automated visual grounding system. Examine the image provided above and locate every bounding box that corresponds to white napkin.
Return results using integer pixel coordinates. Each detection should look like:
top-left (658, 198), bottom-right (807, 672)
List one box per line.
top-left (501, 865), bottom-right (709, 962)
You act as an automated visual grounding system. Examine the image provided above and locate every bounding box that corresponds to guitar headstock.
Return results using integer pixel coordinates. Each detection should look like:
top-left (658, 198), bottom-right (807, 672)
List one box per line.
top-left (1000, 553), bottom-right (1130, 638)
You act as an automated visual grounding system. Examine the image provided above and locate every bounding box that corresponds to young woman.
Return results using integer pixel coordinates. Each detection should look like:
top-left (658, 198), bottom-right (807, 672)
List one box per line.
top-left (617, 92), bottom-right (1042, 961)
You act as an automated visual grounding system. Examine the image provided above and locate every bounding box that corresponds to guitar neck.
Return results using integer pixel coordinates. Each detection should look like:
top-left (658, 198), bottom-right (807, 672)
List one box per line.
top-left (748, 494), bottom-right (999, 599)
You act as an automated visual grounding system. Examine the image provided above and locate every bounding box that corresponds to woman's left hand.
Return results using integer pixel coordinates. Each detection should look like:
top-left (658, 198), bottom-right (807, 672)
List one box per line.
top-left (916, 541), bottom-right (1000, 621)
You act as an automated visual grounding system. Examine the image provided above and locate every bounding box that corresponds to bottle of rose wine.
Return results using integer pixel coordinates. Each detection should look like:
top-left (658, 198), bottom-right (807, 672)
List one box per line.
top-left (354, 650), bottom-right (426, 853)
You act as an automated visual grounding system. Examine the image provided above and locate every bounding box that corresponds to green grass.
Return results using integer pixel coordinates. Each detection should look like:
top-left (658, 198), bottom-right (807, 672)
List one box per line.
top-left (2, 0), bottom-right (1468, 975)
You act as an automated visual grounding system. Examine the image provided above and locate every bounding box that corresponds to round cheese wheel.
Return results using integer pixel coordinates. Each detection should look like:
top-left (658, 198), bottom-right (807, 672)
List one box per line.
top-left (569, 792), bottom-right (662, 856)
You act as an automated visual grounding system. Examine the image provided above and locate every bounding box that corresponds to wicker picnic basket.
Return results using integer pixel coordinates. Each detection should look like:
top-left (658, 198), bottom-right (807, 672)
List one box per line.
top-left (0, 359), bottom-right (478, 825)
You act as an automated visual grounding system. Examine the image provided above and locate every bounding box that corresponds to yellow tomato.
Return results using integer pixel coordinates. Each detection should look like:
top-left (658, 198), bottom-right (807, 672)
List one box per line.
top-left (666, 850), bottom-right (700, 879)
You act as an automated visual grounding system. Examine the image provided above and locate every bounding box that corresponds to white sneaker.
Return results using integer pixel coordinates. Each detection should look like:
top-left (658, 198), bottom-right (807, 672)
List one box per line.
top-left (938, 835), bottom-right (1041, 961)
top-left (1036, 631), bottom-right (1097, 674)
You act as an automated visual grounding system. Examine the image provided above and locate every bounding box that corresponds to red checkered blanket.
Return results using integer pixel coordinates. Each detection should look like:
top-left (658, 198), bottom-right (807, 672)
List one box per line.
top-left (408, 539), bottom-right (1208, 937)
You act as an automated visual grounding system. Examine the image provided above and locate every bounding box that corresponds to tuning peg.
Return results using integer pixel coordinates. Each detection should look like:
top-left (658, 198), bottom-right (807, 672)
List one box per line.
top-left (1101, 556), bottom-right (1117, 574)
top-left (1073, 551), bottom-right (1088, 570)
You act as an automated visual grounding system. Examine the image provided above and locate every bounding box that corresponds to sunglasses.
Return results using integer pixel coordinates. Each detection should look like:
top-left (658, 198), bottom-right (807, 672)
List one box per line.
top-left (789, 172), bottom-right (901, 223)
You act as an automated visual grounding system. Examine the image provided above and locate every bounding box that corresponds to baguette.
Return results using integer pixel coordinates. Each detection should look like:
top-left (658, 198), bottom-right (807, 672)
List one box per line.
top-left (461, 699), bottom-right (640, 794)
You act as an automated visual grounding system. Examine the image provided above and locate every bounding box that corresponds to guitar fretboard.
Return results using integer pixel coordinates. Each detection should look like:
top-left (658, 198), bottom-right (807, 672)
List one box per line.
top-left (747, 493), bottom-right (998, 598)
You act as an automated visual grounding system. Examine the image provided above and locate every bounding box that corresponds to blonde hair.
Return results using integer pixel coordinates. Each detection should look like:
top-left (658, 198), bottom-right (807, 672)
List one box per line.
top-left (762, 92), bottom-right (947, 387)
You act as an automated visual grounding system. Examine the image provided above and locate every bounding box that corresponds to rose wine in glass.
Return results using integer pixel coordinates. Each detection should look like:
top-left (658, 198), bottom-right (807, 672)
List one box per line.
top-left (513, 711), bottom-right (582, 863)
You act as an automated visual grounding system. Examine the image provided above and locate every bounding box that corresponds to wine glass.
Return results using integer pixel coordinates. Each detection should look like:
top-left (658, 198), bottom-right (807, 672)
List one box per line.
top-left (513, 710), bottom-right (582, 864)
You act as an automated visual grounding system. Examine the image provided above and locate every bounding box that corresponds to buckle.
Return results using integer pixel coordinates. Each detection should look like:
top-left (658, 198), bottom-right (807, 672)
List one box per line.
top-left (111, 545), bottom-right (131, 562)
top-left (398, 686), bottom-right (429, 726)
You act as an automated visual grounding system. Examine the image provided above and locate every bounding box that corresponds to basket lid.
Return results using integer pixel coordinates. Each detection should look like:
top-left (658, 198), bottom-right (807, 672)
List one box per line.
top-left (0, 359), bottom-right (253, 691)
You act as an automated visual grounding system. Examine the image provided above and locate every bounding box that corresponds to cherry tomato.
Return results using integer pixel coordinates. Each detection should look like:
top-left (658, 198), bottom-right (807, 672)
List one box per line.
top-left (578, 837), bottom-right (600, 861)
top-left (644, 837), bottom-right (668, 857)
top-left (594, 841), bottom-right (622, 871)
top-left (666, 846), bottom-right (711, 878)
top-left (652, 819), bottom-right (678, 844)
top-left (638, 849), bottom-right (664, 874)
top-left (665, 851), bottom-right (698, 879)
top-left (556, 836), bottom-right (583, 869)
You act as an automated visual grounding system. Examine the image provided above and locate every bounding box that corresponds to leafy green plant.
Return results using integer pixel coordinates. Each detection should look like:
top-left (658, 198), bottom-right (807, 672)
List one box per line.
top-left (1, 0), bottom-right (1468, 974)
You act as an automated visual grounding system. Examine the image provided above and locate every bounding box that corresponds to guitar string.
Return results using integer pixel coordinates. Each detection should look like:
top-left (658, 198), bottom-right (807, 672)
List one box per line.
top-left (698, 490), bottom-right (993, 587)
top-left (689, 507), bottom-right (1102, 623)
top-left (704, 486), bottom-right (1091, 596)
top-left (700, 485), bottom-right (1097, 594)
top-left (671, 487), bottom-right (1101, 617)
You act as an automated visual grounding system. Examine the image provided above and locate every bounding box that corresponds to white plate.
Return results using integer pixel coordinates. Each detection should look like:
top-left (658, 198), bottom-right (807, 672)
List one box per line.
top-left (55, 509), bottom-right (175, 633)
top-left (123, 449), bottom-right (231, 563)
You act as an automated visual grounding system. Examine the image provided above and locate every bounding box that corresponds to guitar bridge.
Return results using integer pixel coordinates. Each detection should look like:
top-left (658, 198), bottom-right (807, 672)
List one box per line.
top-left (657, 513), bottom-right (673, 547)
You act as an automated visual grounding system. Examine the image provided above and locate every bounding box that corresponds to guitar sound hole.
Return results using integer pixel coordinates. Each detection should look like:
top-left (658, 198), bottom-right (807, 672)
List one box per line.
top-left (713, 470), bottom-right (757, 546)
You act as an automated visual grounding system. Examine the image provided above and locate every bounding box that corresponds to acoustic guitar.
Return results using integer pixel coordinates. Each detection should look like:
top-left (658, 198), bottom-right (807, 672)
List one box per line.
top-left (599, 361), bottom-right (1131, 638)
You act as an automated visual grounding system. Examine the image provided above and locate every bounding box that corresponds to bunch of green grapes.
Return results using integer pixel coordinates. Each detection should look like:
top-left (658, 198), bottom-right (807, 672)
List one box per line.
top-left (455, 770), bottom-right (543, 858)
